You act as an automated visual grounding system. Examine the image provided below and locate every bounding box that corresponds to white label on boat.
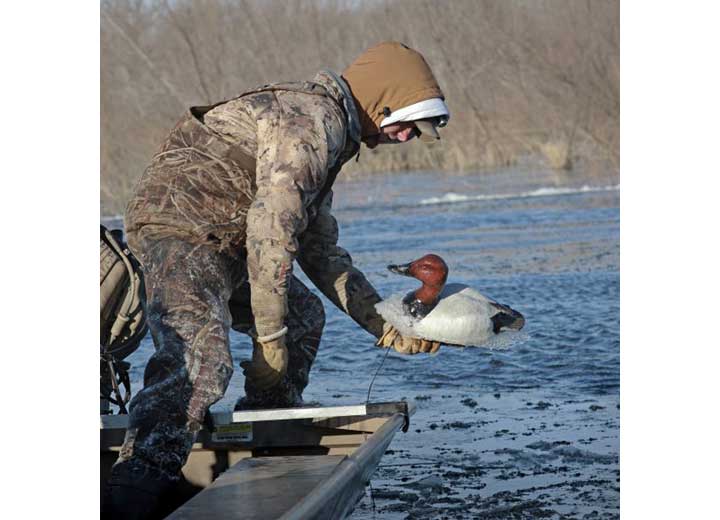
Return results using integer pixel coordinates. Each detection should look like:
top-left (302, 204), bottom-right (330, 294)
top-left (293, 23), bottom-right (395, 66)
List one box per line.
top-left (211, 422), bottom-right (253, 443)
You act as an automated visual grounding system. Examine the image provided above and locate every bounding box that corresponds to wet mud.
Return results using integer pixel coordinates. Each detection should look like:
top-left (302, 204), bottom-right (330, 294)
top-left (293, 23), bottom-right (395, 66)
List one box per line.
top-left (351, 391), bottom-right (619, 519)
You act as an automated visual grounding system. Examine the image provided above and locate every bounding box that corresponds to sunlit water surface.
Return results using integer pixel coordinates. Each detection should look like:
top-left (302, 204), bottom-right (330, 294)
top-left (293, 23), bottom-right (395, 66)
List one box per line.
top-left (111, 167), bottom-right (619, 519)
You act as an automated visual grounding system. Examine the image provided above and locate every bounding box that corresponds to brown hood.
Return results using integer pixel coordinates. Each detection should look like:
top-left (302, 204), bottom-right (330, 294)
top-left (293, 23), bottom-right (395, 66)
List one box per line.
top-left (341, 41), bottom-right (445, 139)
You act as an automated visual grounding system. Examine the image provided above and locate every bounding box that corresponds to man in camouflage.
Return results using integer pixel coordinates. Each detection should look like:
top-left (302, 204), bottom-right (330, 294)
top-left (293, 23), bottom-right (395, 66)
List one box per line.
top-left (105, 41), bottom-right (450, 518)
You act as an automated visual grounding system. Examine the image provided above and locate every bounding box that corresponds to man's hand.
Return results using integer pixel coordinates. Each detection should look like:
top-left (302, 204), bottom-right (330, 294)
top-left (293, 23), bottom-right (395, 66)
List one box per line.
top-left (376, 323), bottom-right (441, 355)
top-left (240, 337), bottom-right (289, 390)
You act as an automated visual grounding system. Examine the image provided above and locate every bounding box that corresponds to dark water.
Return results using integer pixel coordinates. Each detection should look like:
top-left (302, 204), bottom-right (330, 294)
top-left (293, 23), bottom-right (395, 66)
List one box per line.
top-left (116, 168), bottom-right (620, 519)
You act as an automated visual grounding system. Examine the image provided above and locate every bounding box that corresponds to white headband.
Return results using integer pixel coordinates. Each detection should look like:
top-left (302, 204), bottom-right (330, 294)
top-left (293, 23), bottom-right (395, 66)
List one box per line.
top-left (380, 98), bottom-right (450, 127)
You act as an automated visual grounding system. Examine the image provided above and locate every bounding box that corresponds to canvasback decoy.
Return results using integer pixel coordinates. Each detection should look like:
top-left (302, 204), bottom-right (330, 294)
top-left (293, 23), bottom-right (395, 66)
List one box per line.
top-left (375, 254), bottom-right (525, 347)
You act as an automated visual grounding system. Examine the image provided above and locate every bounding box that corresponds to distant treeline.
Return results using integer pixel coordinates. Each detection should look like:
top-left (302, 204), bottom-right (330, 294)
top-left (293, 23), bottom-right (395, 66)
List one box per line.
top-left (101, 0), bottom-right (619, 215)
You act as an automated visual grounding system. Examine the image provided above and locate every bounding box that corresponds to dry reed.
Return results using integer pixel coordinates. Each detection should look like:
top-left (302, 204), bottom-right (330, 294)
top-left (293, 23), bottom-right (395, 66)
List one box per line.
top-left (101, 0), bottom-right (619, 215)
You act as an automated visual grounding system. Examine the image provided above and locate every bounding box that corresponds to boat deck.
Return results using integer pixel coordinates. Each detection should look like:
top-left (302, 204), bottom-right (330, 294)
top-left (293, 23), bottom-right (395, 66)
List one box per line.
top-left (101, 401), bottom-right (413, 519)
top-left (167, 455), bottom-right (344, 519)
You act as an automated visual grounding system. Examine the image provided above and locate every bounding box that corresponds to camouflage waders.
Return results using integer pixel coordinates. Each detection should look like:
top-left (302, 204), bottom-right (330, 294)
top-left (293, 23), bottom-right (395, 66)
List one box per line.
top-left (113, 235), bottom-right (325, 484)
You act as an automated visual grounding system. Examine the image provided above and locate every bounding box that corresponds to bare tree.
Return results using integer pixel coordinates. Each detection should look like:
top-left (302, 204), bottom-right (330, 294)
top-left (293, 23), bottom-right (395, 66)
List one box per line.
top-left (101, 0), bottom-right (619, 215)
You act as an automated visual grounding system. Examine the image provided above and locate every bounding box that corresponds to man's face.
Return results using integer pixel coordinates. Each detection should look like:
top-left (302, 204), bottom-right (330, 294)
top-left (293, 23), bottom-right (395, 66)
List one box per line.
top-left (361, 121), bottom-right (418, 149)
top-left (377, 121), bottom-right (417, 144)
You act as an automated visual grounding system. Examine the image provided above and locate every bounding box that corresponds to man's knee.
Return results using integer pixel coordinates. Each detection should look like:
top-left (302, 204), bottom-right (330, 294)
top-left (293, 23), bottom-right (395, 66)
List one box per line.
top-left (304, 290), bottom-right (325, 335)
top-left (287, 279), bottom-right (325, 338)
top-left (295, 290), bottom-right (325, 344)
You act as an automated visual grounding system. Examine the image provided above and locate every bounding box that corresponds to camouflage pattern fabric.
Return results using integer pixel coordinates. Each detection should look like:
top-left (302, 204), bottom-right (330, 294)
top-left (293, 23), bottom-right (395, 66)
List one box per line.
top-left (114, 238), bottom-right (237, 481)
top-left (114, 236), bottom-right (325, 481)
top-left (125, 70), bottom-right (379, 339)
top-left (229, 275), bottom-right (325, 410)
top-left (297, 189), bottom-right (385, 338)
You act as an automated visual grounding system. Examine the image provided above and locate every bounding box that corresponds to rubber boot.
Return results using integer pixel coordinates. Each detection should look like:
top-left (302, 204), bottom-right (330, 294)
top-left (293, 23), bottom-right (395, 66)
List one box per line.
top-left (101, 460), bottom-right (177, 520)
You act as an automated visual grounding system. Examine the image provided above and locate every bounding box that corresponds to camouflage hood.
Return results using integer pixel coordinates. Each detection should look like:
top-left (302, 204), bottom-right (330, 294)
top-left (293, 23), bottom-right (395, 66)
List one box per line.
top-left (341, 41), bottom-right (446, 140)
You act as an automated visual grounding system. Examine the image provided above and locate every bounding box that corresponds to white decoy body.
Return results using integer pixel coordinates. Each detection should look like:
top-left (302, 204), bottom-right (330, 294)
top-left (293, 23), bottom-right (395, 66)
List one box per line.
top-left (375, 254), bottom-right (525, 347)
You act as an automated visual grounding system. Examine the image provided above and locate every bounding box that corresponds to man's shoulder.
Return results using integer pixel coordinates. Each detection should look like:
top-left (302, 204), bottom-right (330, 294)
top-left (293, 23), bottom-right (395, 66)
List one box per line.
top-left (237, 89), bottom-right (279, 118)
top-left (277, 89), bottom-right (345, 127)
top-left (238, 83), bottom-right (342, 127)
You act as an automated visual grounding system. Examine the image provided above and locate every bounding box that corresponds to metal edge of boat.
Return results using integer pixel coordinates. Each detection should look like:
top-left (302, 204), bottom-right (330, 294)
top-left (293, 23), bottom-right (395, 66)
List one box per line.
top-left (100, 402), bottom-right (412, 430)
top-left (278, 409), bottom-right (409, 520)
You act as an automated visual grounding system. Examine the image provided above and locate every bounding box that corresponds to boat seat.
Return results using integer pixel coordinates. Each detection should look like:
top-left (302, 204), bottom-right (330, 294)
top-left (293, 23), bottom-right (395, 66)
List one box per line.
top-left (167, 455), bottom-right (346, 519)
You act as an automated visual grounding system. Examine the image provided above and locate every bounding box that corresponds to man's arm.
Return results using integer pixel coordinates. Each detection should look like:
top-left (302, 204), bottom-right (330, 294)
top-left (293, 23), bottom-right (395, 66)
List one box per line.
top-left (297, 191), bottom-right (386, 339)
top-left (245, 103), bottom-right (331, 340)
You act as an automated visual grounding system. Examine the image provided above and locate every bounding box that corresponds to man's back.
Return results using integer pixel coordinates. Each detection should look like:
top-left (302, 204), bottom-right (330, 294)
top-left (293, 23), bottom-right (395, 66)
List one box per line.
top-left (125, 72), bottom-right (354, 256)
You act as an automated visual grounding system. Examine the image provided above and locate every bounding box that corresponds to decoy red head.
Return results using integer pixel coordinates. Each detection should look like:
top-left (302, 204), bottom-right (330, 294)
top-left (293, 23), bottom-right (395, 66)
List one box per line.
top-left (388, 254), bottom-right (449, 287)
top-left (388, 254), bottom-right (449, 318)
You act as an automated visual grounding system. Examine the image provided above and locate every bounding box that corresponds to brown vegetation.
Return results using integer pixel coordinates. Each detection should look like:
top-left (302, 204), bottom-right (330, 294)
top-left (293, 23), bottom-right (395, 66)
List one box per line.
top-left (101, 0), bottom-right (619, 215)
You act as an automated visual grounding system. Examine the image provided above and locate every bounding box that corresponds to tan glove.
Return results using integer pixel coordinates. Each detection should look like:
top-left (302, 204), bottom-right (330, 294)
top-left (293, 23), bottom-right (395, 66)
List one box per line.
top-left (240, 337), bottom-right (289, 390)
top-left (376, 323), bottom-right (441, 355)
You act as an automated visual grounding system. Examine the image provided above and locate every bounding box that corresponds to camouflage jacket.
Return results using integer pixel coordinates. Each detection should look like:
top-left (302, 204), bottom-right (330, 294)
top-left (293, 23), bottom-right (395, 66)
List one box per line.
top-left (125, 71), bottom-right (385, 339)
